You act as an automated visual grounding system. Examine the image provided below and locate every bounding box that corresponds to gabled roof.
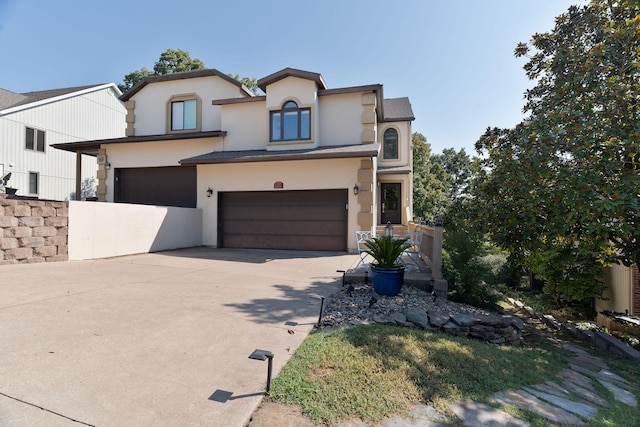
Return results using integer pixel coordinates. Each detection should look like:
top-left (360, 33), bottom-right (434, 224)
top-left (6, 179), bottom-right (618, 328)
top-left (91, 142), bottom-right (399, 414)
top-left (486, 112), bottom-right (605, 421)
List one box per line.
top-left (0, 88), bottom-right (27, 110)
top-left (120, 69), bottom-right (255, 101)
top-left (383, 97), bottom-right (414, 122)
top-left (0, 83), bottom-right (121, 116)
top-left (257, 68), bottom-right (327, 92)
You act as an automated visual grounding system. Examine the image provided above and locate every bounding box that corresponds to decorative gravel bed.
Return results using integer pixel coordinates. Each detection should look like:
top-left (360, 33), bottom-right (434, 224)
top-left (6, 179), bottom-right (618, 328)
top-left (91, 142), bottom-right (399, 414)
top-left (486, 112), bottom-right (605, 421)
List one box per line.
top-left (316, 282), bottom-right (524, 344)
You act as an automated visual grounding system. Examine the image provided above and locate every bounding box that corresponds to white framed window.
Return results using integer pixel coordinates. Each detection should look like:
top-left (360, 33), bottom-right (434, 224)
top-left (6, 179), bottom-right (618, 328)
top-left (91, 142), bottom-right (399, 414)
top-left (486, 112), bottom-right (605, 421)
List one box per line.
top-left (26, 127), bottom-right (45, 152)
top-left (29, 172), bottom-right (39, 195)
top-left (171, 99), bottom-right (197, 130)
top-left (166, 94), bottom-right (202, 133)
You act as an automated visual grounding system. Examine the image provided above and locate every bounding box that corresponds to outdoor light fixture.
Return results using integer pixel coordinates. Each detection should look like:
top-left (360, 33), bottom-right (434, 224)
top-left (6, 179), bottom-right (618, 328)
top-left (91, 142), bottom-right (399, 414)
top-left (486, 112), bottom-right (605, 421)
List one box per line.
top-left (105, 162), bottom-right (111, 170)
top-left (353, 184), bottom-right (359, 195)
top-left (206, 187), bottom-right (213, 197)
top-left (310, 294), bottom-right (326, 326)
top-left (248, 349), bottom-right (274, 392)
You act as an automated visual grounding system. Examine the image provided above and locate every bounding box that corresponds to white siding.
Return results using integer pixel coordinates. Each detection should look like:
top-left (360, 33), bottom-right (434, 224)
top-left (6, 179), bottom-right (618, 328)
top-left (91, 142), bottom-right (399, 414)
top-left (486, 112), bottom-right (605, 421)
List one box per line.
top-left (0, 86), bottom-right (125, 201)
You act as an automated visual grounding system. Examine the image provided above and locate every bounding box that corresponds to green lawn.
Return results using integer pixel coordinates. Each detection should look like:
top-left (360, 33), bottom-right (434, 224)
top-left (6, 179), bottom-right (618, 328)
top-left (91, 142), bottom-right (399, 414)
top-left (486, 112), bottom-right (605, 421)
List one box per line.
top-left (268, 324), bottom-right (631, 425)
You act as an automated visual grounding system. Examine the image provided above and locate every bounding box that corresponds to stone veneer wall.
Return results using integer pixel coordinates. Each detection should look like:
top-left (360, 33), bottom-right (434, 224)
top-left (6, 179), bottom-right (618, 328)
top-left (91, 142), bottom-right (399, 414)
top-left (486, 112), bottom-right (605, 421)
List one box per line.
top-left (0, 195), bottom-right (68, 265)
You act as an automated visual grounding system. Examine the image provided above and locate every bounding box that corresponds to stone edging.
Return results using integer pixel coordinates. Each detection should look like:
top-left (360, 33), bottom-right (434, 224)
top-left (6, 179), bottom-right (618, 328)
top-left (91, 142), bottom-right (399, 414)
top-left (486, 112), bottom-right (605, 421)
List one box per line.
top-left (505, 296), bottom-right (640, 361)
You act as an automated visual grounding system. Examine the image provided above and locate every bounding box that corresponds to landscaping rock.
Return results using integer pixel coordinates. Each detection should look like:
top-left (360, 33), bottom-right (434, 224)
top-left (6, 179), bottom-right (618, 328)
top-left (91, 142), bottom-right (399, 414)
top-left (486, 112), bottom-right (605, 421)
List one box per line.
top-left (523, 387), bottom-right (599, 419)
top-left (449, 400), bottom-right (530, 427)
top-left (406, 308), bottom-right (430, 329)
top-left (492, 390), bottom-right (583, 425)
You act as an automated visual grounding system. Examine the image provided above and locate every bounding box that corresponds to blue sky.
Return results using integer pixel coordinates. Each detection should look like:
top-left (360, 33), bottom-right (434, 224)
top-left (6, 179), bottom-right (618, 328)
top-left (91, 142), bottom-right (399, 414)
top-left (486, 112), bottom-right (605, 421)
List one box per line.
top-left (0, 0), bottom-right (582, 155)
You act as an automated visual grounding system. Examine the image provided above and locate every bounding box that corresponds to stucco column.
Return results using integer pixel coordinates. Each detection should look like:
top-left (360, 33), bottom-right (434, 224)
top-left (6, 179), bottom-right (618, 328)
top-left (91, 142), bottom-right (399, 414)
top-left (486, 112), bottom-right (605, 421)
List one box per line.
top-left (356, 158), bottom-right (374, 230)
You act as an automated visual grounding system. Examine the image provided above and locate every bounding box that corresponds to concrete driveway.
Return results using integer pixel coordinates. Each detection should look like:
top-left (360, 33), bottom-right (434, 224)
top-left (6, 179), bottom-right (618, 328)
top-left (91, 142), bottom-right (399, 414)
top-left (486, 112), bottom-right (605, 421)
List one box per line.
top-left (0, 247), bottom-right (357, 427)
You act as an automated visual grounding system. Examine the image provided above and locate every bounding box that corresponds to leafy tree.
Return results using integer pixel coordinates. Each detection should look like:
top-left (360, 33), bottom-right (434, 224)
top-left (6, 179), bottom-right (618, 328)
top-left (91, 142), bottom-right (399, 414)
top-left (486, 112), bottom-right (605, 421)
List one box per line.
top-left (413, 133), bottom-right (447, 224)
top-left (119, 49), bottom-right (205, 92)
top-left (118, 49), bottom-right (260, 94)
top-left (473, 0), bottom-right (640, 302)
top-left (227, 74), bottom-right (260, 95)
top-left (411, 133), bottom-right (476, 225)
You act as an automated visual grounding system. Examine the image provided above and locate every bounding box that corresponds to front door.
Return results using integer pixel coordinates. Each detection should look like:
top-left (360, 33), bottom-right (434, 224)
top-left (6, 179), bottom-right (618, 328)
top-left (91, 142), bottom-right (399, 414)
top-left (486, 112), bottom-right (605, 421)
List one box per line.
top-left (380, 183), bottom-right (402, 224)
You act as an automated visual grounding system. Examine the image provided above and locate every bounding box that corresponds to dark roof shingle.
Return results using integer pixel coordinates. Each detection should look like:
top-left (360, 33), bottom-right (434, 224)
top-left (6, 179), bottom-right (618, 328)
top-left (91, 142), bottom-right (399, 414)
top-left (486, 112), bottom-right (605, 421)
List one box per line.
top-left (1, 84), bottom-right (111, 111)
top-left (383, 97), bottom-right (414, 121)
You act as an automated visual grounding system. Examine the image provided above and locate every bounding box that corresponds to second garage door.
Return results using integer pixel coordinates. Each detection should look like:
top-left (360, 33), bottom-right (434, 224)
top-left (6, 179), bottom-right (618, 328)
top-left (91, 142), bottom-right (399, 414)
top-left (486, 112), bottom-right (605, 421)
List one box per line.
top-left (219, 189), bottom-right (348, 251)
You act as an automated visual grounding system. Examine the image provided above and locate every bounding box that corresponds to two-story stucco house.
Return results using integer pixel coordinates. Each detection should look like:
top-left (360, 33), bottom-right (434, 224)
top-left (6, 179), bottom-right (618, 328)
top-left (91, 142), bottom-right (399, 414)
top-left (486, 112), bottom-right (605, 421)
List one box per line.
top-left (0, 84), bottom-right (126, 201)
top-left (53, 68), bottom-right (414, 252)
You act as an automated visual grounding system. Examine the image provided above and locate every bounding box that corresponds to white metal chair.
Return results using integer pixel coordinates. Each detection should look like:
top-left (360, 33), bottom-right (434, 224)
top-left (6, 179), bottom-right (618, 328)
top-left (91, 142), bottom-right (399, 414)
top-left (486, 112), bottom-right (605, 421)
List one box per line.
top-left (401, 231), bottom-right (423, 271)
top-left (355, 231), bottom-right (374, 270)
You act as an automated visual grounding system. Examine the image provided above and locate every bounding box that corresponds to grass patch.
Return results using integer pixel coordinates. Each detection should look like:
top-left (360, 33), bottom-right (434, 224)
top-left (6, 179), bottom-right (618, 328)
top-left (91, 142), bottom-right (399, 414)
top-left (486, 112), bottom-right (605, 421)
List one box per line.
top-left (269, 324), bottom-right (568, 425)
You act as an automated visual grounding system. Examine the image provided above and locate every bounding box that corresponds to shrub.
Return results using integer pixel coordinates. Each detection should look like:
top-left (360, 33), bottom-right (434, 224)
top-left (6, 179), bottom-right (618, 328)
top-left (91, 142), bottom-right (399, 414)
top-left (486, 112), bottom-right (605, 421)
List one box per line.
top-left (443, 228), bottom-right (498, 309)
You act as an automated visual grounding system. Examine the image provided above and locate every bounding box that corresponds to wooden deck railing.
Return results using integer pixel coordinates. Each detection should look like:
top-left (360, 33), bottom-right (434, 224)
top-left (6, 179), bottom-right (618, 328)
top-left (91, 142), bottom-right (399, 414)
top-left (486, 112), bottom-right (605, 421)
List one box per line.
top-left (409, 222), bottom-right (444, 280)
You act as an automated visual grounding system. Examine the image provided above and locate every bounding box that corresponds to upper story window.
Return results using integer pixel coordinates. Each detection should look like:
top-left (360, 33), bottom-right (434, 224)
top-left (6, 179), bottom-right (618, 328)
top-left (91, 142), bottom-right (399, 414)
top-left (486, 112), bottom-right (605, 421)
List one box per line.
top-left (383, 128), bottom-right (398, 159)
top-left (172, 100), bottom-right (196, 130)
top-left (166, 94), bottom-right (202, 133)
top-left (26, 127), bottom-right (45, 152)
top-left (270, 101), bottom-right (311, 142)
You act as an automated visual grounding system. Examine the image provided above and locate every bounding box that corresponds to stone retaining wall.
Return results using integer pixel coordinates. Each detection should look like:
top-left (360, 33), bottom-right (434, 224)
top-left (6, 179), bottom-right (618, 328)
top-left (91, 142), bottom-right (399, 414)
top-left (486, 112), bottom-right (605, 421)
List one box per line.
top-left (0, 195), bottom-right (69, 265)
top-left (403, 309), bottom-right (525, 345)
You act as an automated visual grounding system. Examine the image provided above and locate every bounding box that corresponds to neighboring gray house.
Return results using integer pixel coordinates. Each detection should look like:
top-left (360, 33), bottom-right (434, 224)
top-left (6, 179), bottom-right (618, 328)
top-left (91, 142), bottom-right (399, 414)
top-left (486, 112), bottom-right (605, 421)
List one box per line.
top-left (0, 84), bottom-right (126, 201)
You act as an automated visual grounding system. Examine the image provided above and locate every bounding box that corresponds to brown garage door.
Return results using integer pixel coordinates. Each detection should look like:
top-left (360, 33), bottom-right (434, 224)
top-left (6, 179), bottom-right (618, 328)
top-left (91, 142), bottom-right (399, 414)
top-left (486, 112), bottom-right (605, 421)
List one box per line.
top-left (114, 166), bottom-right (196, 208)
top-left (219, 189), bottom-right (348, 251)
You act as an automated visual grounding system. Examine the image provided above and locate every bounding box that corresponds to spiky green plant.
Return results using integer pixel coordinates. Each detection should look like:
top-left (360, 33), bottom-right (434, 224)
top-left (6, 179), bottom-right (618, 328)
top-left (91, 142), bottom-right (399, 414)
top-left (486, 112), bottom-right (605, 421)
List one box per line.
top-left (364, 235), bottom-right (410, 268)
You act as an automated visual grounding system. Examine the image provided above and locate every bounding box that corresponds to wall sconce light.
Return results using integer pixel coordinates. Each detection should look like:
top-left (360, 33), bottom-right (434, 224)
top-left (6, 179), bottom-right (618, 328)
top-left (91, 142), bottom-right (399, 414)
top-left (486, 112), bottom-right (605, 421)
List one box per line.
top-left (105, 162), bottom-right (111, 170)
top-left (353, 184), bottom-right (359, 195)
top-left (206, 187), bottom-right (213, 197)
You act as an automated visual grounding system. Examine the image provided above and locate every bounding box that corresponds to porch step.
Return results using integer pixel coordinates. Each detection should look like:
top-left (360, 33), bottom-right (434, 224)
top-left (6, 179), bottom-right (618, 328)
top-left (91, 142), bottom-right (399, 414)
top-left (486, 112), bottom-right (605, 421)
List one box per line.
top-left (375, 224), bottom-right (408, 238)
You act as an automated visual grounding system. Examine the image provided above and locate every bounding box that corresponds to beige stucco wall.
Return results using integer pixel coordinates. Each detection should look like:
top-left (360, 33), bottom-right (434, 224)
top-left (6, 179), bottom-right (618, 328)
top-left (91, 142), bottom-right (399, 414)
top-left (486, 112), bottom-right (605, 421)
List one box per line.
top-left (378, 121), bottom-right (412, 167)
top-left (101, 137), bottom-right (223, 201)
top-left (220, 101), bottom-right (268, 151)
top-left (264, 77), bottom-right (320, 149)
top-left (197, 157), bottom-right (362, 251)
top-left (131, 76), bottom-right (245, 135)
top-left (318, 93), bottom-right (365, 146)
top-left (265, 77), bottom-right (318, 109)
top-left (68, 201), bottom-right (202, 260)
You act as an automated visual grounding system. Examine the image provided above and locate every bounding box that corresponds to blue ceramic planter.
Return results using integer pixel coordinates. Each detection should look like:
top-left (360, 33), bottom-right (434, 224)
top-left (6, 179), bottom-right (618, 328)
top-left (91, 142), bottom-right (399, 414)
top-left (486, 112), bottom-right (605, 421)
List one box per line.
top-left (371, 266), bottom-right (405, 296)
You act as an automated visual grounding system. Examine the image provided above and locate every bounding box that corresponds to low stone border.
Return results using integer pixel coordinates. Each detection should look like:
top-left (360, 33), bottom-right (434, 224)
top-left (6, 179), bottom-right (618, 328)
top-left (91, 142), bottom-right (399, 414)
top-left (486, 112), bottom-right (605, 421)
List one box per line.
top-left (505, 296), bottom-right (640, 361)
top-left (317, 283), bottom-right (524, 345)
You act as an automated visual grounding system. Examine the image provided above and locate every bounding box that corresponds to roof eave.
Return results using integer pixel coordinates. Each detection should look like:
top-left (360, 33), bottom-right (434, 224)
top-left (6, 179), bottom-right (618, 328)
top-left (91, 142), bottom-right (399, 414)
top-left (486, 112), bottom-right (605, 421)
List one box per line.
top-left (180, 146), bottom-right (379, 166)
top-left (52, 130), bottom-right (227, 156)
top-left (0, 83), bottom-right (121, 117)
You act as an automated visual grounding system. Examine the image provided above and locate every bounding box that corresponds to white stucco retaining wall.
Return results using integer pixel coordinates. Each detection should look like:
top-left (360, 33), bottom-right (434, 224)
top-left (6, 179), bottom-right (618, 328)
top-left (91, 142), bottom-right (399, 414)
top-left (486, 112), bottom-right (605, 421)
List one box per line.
top-left (69, 201), bottom-right (202, 260)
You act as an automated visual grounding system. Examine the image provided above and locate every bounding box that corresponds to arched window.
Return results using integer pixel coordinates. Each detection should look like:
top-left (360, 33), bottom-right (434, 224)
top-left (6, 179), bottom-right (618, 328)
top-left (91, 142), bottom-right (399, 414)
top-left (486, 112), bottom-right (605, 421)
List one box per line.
top-left (383, 128), bottom-right (398, 159)
top-left (270, 101), bottom-right (311, 141)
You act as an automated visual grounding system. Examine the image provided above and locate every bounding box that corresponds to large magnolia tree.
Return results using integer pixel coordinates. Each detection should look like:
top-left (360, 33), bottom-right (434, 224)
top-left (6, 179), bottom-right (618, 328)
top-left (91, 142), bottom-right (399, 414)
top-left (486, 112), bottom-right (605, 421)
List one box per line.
top-left (473, 0), bottom-right (639, 300)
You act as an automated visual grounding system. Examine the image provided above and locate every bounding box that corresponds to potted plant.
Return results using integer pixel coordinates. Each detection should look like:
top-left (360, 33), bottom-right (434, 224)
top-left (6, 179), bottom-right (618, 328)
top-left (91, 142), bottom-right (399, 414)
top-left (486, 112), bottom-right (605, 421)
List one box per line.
top-left (364, 235), bottom-right (410, 296)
